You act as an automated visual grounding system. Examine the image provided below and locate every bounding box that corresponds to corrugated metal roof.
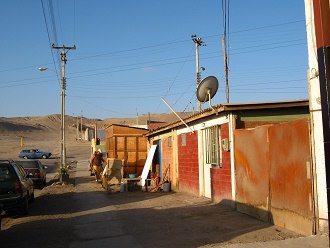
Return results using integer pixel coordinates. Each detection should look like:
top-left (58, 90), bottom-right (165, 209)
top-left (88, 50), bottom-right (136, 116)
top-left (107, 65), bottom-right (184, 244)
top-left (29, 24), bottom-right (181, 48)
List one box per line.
top-left (146, 99), bottom-right (309, 137)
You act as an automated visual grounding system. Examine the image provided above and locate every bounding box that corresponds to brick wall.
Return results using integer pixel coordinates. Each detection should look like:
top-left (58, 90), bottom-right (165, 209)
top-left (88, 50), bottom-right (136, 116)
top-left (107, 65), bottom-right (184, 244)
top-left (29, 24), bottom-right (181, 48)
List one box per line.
top-left (178, 132), bottom-right (199, 196)
top-left (211, 123), bottom-right (232, 203)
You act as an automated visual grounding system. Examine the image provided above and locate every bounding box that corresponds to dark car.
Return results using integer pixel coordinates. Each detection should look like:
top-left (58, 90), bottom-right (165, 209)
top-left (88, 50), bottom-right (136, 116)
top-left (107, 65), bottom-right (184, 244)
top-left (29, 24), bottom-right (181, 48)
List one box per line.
top-left (15, 160), bottom-right (47, 189)
top-left (0, 203), bottom-right (3, 231)
top-left (18, 149), bottom-right (51, 159)
top-left (0, 160), bottom-right (34, 215)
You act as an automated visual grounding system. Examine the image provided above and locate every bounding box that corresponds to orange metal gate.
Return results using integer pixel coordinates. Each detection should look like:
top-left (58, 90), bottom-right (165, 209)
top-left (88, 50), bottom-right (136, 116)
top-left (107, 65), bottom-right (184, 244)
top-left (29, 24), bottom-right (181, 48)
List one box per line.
top-left (234, 119), bottom-right (314, 235)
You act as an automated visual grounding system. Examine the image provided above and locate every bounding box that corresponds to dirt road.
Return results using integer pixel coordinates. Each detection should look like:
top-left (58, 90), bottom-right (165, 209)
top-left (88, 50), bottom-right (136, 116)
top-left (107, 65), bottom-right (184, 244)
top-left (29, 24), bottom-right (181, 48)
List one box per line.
top-left (3, 159), bottom-right (328, 248)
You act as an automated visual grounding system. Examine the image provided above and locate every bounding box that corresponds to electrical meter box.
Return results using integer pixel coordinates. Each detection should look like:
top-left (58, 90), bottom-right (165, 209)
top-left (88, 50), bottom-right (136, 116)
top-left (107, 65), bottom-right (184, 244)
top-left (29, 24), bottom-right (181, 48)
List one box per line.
top-left (222, 138), bottom-right (230, 151)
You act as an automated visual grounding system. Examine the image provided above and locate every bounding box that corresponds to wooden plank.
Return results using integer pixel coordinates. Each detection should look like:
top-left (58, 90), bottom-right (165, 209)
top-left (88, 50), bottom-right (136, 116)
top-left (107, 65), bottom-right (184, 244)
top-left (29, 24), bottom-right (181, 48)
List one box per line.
top-left (141, 145), bottom-right (157, 186)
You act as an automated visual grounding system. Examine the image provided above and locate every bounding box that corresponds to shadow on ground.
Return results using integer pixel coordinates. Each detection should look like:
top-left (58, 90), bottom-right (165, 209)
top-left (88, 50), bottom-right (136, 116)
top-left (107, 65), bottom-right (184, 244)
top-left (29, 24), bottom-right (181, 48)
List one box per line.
top-left (0, 174), bottom-right (302, 248)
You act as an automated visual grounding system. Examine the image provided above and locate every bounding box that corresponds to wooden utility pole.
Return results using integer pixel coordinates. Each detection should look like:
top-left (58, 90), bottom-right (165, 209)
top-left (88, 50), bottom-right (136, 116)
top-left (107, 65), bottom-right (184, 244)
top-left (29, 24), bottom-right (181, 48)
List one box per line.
top-left (80, 112), bottom-right (83, 141)
top-left (222, 35), bottom-right (229, 103)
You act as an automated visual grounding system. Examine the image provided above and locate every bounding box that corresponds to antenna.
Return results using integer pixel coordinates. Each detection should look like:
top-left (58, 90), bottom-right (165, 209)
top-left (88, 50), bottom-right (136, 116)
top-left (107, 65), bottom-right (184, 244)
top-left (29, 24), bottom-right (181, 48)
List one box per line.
top-left (160, 97), bottom-right (194, 133)
top-left (196, 76), bottom-right (219, 111)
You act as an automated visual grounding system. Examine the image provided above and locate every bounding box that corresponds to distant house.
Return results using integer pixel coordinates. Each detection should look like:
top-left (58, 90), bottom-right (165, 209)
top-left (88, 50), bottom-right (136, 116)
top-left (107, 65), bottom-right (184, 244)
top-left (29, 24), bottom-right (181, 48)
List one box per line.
top-left (146, 99), bottom-right (324, 236)
top-left (147, 120), bottom-right (168, 131)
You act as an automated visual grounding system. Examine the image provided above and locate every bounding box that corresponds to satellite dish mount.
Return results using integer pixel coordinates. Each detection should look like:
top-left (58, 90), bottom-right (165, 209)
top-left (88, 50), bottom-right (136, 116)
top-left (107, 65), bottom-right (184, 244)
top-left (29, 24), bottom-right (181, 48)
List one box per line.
top-left (196, 76), bottom-right (219, 112)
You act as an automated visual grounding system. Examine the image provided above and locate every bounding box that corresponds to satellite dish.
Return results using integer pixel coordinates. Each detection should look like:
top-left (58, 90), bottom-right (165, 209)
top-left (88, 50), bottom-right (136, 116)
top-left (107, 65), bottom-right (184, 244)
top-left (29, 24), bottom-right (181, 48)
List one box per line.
top-left (196, 76), bottom-right (219, 102)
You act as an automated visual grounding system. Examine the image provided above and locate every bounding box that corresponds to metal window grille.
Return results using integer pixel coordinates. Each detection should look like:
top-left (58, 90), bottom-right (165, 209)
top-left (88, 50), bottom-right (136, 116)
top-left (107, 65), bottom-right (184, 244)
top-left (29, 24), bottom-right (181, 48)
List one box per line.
top-left (203, 126), bottom-right (220, 165)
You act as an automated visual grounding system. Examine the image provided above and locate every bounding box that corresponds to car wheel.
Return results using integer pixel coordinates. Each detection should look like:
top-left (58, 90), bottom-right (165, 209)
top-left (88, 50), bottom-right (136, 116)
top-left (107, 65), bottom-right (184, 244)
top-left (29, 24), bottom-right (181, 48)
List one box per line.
top-left (19, 197), bottom-right (29, 215)
top-left (39, 180), bottom-right (45, 189)
top-left (42, 155), bottom-right (47, 159)
top-left (29, 192), bottom-right (35, 203)
top-left (23, 156), bottom-right (28, 159)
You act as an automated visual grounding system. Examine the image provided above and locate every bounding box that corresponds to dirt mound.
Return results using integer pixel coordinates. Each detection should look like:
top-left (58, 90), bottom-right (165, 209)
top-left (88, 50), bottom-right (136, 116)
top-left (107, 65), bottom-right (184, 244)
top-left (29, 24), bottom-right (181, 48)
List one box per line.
top-left (0, 120), bottom-right (43, 132)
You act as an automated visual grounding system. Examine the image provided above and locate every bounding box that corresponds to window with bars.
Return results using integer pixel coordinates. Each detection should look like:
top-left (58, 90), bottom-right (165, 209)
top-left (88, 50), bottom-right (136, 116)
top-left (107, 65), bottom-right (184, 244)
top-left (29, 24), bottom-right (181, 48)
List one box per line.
top-left (203, 126), bottom-right (221, 166)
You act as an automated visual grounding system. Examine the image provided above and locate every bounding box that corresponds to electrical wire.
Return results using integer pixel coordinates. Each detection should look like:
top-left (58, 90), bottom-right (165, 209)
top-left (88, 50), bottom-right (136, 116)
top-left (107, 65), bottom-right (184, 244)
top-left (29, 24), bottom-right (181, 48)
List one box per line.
top-left (0, 21), bottom-right (306, 75)
top-left (40, 0), bottom-right (61, 86)
top-left (73, 0), bottom-right (76, 45)
top-left (68, 91), bottom-right (191, 100)
top-left (153, 47), bottom-right (194, 113)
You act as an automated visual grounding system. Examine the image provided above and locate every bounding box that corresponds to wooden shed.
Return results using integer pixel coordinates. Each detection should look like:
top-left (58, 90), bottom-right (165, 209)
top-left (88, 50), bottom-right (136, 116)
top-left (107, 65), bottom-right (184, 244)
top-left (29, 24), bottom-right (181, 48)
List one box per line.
top-left (105, 124), bottom-right (148, 177)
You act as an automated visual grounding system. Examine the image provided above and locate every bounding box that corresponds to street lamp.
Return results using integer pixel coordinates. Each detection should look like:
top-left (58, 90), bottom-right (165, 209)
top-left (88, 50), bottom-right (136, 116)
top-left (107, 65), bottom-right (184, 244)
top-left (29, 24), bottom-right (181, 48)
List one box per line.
top-left (38, 67), bottom-right (48, 72)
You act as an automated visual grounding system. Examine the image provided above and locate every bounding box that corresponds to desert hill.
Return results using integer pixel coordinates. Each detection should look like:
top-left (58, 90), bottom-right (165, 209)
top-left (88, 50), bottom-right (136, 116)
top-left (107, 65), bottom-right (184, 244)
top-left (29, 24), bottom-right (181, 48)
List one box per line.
top-left (0, 111), bottom-right (192, 138)
top-left (0, 112), bottom-right (191, 160)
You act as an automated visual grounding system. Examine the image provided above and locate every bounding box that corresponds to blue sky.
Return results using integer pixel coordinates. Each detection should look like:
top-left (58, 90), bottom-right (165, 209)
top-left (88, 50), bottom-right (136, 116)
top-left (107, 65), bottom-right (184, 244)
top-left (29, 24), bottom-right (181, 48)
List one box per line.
top-left (0, 1), bottom-right (308, 119)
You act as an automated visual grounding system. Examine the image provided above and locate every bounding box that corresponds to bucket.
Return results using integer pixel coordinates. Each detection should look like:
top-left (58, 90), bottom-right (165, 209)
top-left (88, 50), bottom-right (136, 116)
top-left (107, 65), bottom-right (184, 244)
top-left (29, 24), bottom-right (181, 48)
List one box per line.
top-left (128, 173), bottom-right (136, 179)
top-left (120, 182), bottom-right (126, 192)
top-left (163, 182), bottom-right (171, 192)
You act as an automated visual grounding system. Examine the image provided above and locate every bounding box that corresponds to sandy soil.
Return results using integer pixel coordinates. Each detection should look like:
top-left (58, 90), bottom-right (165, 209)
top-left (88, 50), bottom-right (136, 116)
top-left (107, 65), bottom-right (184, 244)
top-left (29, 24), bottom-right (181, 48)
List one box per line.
top-left (0, 116), bottom-right (308, 247)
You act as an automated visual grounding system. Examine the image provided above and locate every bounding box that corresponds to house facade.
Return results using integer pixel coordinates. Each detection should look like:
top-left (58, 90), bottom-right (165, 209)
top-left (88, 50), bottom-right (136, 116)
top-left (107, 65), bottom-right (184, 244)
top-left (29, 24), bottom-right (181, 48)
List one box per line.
top-left (146, 100), bottom-right (327, 235)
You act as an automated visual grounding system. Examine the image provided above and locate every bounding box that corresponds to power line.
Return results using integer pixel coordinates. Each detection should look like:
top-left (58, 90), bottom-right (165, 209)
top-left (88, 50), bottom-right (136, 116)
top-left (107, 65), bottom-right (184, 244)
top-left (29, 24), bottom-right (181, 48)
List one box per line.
top-left (68, 91), bottom-right (191, 100)
top-left (73, 0), bottom-right (76, 44)
top-left (0, 28), bottom-right (306, 75)
top-left (40, 0), bottom-right (61, 85)
top-left (0, 41), bottom-right (306, 88)
top-left (71, 39), bottom-right (189, 61)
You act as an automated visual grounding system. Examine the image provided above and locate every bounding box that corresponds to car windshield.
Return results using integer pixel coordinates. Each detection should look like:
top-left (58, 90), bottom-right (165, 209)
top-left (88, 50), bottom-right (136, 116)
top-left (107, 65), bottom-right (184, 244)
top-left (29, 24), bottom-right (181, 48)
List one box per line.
top-left (15, 161), bottom-right (39, 169)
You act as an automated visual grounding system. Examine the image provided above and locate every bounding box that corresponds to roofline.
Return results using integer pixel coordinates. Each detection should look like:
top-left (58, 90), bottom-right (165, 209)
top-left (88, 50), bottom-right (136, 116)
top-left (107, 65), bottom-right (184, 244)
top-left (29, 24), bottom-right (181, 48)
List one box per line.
top-left (105, 123), bottom-right (148, 131)
top-left (146, 99), bottom-right (309, 137)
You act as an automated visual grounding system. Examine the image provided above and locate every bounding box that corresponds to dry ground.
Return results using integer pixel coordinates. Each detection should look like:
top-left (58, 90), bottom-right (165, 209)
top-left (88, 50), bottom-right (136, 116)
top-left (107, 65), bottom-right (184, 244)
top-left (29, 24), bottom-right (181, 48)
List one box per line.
top-left (0, 116), bottom-right (316, 247)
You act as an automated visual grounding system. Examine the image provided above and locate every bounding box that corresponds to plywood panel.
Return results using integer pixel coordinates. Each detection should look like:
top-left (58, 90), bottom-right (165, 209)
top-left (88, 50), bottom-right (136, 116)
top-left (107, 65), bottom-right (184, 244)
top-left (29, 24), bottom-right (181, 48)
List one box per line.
top-left (127, 137), bottom-right (137, 151)
top-left (116, 137), bottom-right (125, 151)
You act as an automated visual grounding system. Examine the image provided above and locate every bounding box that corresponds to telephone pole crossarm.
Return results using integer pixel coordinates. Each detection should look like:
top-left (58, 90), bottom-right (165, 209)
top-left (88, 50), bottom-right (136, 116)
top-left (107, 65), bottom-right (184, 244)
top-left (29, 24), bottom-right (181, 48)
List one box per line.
top-left (192, 34), bottom-right (206, 112)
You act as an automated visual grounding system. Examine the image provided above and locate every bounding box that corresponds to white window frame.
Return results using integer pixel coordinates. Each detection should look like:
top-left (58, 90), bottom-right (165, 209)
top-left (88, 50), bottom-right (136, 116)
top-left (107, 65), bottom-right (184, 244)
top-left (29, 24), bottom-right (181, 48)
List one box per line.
top-left (203, 125), bottom-right (221, 166)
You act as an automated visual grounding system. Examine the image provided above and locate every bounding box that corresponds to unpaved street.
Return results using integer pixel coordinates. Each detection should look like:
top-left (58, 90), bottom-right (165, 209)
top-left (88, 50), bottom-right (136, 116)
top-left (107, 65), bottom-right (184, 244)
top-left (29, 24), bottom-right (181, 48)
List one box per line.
top-left (2, 159), bottom-right (325, 248)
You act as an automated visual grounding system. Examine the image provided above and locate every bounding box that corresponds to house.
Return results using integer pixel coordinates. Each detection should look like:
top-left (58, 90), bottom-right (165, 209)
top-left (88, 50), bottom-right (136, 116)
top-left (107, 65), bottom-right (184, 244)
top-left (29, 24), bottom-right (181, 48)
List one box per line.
top-left (146, 99), bottom-right (325, 235)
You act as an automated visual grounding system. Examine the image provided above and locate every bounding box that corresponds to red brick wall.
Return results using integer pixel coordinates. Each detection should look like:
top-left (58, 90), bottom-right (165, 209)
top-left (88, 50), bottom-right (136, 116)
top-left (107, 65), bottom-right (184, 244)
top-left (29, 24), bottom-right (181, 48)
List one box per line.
top-left (161, 136), bottom-right (172, 181)
top-left (178, 132), bottom-right (199, 196)
top-left (211, 123), bottom-right (232, 203)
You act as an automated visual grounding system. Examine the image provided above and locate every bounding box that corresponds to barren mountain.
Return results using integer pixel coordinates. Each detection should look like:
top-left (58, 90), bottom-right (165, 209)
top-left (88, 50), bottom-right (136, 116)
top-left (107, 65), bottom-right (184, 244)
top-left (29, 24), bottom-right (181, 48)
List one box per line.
top-left (0, 112), bottom-right (191, 160)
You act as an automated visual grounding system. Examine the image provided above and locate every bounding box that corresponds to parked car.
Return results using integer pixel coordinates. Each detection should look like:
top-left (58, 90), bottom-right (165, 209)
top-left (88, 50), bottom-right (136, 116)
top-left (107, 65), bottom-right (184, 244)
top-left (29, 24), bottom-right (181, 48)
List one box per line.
top-left (15, 160), bottom-right (47, 189)
top-left (0, 203), bottom-right (3, 231)
top-left (0, 160), bottom-right (34, 215)
top-left (18, 149), bottom-right (51, 159)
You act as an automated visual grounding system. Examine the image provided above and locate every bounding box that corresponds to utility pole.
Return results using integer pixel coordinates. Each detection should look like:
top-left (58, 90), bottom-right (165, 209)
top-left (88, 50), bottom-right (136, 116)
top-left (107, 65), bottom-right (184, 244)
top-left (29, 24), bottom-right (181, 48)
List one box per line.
top-left (80, 112), bottom-right (83, 141)
top-left (222, 35), bottom-right (229, 103)
top-left (76, 115), bottom-right (79, 141)
top-left (192, 34), bottom-right (205, 112)
top-left (136, 108), bottom-right (139, 126)
top-left (52, 44), bottom-right (76, 169)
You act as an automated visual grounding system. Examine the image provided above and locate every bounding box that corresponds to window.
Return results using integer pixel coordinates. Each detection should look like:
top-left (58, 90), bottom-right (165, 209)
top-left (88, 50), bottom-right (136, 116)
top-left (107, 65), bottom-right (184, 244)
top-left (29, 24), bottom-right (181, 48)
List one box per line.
top-left (203, 126), bottom-right (221, 166)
